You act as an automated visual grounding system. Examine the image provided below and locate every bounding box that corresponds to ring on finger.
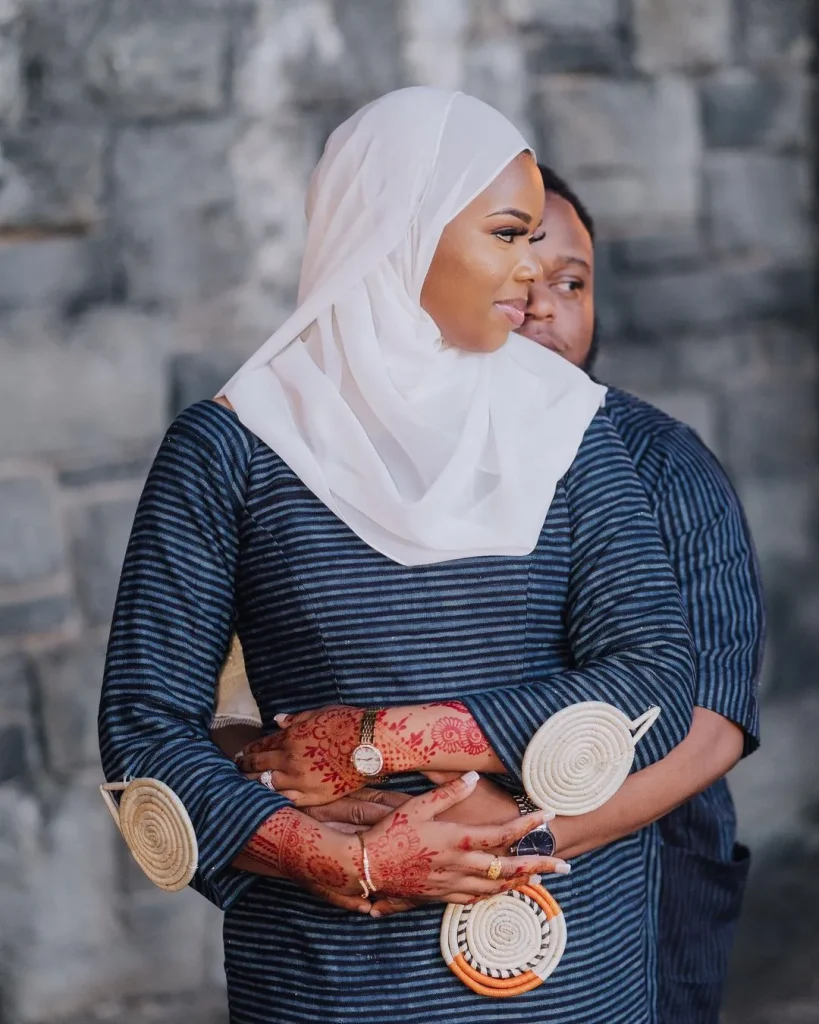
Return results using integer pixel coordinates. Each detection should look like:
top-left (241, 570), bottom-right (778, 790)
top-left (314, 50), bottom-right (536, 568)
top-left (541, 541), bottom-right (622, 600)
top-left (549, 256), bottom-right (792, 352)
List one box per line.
top-left (485, 857), bottom-right (502, 881)
top-left (260, 770), bottom-right (275, 791)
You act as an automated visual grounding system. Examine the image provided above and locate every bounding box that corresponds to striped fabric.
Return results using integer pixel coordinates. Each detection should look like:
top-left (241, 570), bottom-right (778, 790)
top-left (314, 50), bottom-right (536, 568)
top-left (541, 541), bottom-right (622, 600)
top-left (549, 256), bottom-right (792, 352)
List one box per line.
top-left (99, 400), bottom-right (696, 1024)
top-left (604, 387), bottom-right (764, 1024)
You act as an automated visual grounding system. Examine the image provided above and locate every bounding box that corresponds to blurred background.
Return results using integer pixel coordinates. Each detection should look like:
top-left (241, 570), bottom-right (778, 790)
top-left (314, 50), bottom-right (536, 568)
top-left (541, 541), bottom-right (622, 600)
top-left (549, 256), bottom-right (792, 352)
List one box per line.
top-left (0, 1), bottom-right (815, 1022)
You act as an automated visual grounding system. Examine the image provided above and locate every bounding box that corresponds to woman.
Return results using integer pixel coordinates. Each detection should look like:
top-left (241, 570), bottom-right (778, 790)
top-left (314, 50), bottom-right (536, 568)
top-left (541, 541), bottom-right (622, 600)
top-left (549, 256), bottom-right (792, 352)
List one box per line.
top-left (99, 88), bottom-right (695, 1024)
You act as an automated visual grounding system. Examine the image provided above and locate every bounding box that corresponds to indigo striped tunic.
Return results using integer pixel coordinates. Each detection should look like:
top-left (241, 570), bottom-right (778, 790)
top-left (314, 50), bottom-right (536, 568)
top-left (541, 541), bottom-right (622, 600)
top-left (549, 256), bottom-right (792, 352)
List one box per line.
top-left (99, 400), bottom-right (696, 1024)
top-left (604, 388), bottom-right (764, 1023)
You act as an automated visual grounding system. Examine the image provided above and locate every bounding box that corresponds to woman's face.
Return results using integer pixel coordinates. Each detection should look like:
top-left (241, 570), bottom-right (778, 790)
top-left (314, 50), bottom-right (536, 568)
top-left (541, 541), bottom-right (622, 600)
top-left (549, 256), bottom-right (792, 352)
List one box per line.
top-left (420, 152), bottom-right (545, 353)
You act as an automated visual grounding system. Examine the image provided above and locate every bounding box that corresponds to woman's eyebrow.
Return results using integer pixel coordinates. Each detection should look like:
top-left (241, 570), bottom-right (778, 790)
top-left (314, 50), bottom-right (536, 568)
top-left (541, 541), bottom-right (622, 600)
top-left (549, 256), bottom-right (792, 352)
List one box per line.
top-left (485, 207), bottom-right (532, 224)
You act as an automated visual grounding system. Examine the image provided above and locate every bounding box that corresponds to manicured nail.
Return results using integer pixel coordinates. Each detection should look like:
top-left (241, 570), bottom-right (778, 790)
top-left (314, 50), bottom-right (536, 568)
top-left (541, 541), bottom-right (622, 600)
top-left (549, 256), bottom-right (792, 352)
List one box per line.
top-left (370, 909), bottom-right (381, 918)
top-left (541, 810), bottom-right (555, 821)
top-left (462, 771), bottom-right (479, 785)
top-left (357, 905), bottom-right (371, 915)
top-left (554, 861), bottom-right (571, 874)
top-left (528, 874), bottom-right (542, 885)
top-left (274, 714), bottom-right (289, 726)
top-left (233, 750), bottom-right (244, 762)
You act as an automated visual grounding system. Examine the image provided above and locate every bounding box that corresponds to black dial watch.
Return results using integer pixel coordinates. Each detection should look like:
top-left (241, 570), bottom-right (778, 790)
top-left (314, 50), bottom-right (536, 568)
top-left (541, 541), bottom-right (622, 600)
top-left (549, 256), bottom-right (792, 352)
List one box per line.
top-left (510, 792), bottom-right (556, 857)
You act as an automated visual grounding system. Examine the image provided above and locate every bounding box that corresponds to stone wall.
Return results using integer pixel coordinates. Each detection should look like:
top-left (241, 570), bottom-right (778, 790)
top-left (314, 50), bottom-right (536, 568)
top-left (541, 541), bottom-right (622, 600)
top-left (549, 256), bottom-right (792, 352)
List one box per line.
top-left (0, 2), bottom-right (815, 1021)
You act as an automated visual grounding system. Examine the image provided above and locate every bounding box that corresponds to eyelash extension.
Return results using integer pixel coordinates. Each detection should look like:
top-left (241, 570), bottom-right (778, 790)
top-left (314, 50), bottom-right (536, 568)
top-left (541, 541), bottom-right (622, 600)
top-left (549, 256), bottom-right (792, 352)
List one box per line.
top-left (494, 227), bottom-right (537, 243)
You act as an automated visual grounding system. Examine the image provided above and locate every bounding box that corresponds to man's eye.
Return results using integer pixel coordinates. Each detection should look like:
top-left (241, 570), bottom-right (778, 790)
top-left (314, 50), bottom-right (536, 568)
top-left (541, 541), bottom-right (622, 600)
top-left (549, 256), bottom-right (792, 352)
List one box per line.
top-left (556, 280), bottom-right (584, 294)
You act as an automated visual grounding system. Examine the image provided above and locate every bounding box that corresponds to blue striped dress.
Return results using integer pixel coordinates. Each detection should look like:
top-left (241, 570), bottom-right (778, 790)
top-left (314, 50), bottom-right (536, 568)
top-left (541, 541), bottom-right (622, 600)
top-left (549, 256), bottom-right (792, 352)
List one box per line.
top-left (99, 400), bottom-right (696, 1024)
top-left (604, 388), bottom-right (764, 1024)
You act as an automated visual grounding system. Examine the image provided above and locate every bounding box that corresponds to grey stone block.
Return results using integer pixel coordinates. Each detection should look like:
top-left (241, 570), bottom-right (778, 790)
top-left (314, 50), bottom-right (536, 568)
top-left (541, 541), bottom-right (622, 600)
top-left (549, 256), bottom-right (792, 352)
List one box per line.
top-left (739, 476), bottom-right (817, 564)
top-left (334, 0), bottom-right (404, 97)
top-left (633, 0), bottom-right (733, 70)
top-left (0, 721), bottom-right (29, 782)
top-left (0, 12), bottom-right (22, 130)
top-left (740, 0), bottom-right (813, 66)
top-left (0, 650), bottom-right (34, 715)
top-left (59, 453), bottom-right (154, 490)
top-left (114, 121), bottom-right (248, 304)
top-left (69, 493), bottom-right (139, 627)
top-left (85, 8), bottom-right (229, 119)
top-left (35, 638), bottom-right (107, 773)
top-left (9, 779), bottom-right (130, 1022)
top-left (704, 152), bottom-right (812, 259)
top-left (504, 0), bottom-right (621, 32)
top-left (0, 237), bottom-right (110, 310)
top-left (614, 262), bottom-right (813, 339)
top-left (0, 473), bottom-right (65, 585)
top-left (0, 122), bottom-right (107, 230)
top-left (701, 70), bottom-right (812, 150)
top-left (169, 352), bottom-right (243, 418)
top-left (0, 308), bottom-right (172, 459)
top-left (639, 389), bottom-right (722, 455)
top-left (0, 593), bottom-right (71, 636)
top-left (524, 25), bottom-right (629, 75)
top-left (608, 227), bottom-right (704, 273)
top-left (532, 76), bottom-right (701, 225)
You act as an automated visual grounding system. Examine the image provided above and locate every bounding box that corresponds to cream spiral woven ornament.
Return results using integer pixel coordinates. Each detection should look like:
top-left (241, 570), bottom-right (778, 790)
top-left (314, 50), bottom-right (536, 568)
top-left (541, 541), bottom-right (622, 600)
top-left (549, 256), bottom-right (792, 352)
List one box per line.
top-left (441, 883), bottom-right (566, 997)
top-left (100, 778), bottom-right (198, 892)
top-left (521, 701), bottom-right (661, 816)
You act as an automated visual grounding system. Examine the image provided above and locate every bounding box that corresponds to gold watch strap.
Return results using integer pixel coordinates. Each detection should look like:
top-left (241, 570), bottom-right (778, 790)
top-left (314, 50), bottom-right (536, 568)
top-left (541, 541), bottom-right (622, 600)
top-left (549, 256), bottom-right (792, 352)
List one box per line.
top-left (360, 708), bottom-right (382, 745)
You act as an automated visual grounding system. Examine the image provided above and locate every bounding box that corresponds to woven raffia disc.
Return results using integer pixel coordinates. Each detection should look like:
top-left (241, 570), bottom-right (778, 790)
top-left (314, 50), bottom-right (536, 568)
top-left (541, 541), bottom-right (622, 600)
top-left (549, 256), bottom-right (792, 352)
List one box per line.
top-left (522, 701), bottom-right (654, 816)
top-left (117, 778), bottom-right (198, 892)
top-left (440, 884), bottom-right (566, 998)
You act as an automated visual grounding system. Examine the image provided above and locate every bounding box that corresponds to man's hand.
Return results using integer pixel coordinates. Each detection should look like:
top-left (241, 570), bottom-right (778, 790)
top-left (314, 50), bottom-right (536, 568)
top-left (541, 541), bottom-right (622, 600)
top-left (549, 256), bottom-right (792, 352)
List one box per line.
top-left (303, 787), bottom-right (410, 833)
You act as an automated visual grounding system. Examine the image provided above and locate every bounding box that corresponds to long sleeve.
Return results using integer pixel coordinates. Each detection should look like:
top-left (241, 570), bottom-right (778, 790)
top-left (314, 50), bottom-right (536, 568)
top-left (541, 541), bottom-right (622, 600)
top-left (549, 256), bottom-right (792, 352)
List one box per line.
top-left (98, 404), bottom-right (289, 909)
top-left (652, 425), bottom-right (764, 755)
top-left (462, 413), bottom-right (696, 784)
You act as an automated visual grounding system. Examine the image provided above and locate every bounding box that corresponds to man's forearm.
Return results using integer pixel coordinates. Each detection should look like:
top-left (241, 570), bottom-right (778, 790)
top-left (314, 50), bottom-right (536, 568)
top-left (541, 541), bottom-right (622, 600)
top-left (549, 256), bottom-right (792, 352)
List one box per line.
top-left (432, 707), bottom-right (745, 855)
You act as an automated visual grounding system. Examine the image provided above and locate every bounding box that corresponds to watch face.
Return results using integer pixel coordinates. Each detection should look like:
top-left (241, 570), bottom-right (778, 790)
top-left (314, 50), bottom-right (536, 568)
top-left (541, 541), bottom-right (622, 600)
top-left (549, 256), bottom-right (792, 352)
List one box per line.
top-left (351, 743), bottom-right (384, 776)
top-left (514, 826), bottom-right (555, 858)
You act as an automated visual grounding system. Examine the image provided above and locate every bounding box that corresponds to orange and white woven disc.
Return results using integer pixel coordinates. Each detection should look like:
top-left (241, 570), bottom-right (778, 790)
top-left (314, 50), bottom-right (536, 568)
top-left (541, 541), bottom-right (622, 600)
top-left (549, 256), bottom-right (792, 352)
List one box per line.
top-left (440, 883), bottom-right (567, 998)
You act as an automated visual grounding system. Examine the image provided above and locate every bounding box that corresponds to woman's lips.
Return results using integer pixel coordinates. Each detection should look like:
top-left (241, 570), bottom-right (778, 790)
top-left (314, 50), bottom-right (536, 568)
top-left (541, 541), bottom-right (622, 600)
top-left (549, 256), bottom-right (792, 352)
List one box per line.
top-left (494, 301), bottom-right (527, 328)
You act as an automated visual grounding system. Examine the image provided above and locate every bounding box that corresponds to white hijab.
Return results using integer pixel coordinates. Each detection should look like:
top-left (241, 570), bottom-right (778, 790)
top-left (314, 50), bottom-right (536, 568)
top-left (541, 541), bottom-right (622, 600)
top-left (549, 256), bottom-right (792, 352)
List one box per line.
top-left (221, 87), bottom-right (606, 566)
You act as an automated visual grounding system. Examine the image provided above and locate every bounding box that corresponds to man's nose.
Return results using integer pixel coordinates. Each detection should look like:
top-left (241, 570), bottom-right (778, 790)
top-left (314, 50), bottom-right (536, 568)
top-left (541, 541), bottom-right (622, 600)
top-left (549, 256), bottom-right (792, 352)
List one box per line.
top-left (525, 280), bottom-right (556, 320)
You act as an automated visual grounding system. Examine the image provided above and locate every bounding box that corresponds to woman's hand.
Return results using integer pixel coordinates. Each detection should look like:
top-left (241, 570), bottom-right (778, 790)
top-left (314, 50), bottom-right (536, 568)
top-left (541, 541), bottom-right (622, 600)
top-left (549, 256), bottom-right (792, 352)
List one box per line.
top-left (235, 705), bottom-right (368, 805)
top-left (354, 772), bottom-right (568, 903)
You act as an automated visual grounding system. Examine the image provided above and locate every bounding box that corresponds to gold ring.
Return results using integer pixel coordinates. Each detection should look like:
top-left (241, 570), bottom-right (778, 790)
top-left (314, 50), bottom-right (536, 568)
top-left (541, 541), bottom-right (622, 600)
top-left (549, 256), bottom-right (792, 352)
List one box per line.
top-left (486, 857), bottom-right (502, 881)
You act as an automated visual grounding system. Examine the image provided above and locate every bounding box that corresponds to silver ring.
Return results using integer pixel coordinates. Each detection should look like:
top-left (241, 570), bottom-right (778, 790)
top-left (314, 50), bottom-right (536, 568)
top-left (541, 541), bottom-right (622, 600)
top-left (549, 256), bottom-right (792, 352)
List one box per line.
top-left (259, 770), bottom-right (275, 791)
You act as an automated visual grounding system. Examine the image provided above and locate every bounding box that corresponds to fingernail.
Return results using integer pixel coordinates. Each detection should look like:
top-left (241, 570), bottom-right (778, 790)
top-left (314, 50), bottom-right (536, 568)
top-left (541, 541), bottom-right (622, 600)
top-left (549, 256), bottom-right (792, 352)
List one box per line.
top-left (554, 861), bottom-right (571, 874)
top-left (528, 874), bottom-right (542, 885)
top-left (370, 909), bottom-right (381, 918)
top-left (357, 905), bottom-right (371, 915)
top-left (274, 714), bottom-right (288, 725)
top-left (233, 750), bottom-right (243, 762)
top-left (462, 771), bottom-right (479, 785)
top-left (542, 810), bottom-right (555, 821)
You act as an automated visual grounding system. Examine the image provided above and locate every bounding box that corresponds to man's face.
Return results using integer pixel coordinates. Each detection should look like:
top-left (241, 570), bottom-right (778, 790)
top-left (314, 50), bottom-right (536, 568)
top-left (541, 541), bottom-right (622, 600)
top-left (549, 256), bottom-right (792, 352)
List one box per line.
top-left (515, 193), bottom-right (595, 369)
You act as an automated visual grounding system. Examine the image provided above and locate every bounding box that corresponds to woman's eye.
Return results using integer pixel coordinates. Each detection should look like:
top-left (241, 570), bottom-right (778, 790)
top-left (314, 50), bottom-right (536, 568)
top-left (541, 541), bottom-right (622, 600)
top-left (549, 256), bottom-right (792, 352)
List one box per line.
top-left (493, 228), bottom-right (526, 244)
top-left (529, 231), bottom-right (546, 244)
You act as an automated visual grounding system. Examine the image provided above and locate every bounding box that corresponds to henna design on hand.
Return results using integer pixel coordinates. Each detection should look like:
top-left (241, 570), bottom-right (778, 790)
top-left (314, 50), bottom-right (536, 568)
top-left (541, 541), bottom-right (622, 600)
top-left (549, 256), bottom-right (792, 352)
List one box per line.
top-left (366, 811), bottom-right (439, 897)
top-left (246, 809), bottom-right (353, 892)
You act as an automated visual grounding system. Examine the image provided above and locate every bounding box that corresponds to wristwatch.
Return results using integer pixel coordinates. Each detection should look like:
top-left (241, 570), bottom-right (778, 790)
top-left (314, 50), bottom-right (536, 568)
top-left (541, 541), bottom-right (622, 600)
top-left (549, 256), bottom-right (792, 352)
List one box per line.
top-left (350, 708), bottom-right (385, 777)
top-left (510, 793), bottom-right (556, 858)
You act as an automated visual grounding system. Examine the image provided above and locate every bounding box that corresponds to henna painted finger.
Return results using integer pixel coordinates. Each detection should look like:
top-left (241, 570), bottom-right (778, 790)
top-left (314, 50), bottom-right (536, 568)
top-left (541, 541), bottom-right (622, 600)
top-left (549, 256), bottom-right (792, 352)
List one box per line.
top-left (456, 810), bottom-right (554, 852)
top-left (456, 852), bottom-right (569, 880)
top-left (303, 882), bottom-right (372, 915)
top-left (401, 771), bottom-right (480, 820)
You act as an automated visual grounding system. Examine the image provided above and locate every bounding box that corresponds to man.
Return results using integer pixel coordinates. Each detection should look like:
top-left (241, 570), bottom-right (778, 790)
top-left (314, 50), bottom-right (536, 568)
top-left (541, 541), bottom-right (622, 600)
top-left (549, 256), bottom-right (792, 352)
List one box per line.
top-left (514, 164), bottom-right (764, 1022)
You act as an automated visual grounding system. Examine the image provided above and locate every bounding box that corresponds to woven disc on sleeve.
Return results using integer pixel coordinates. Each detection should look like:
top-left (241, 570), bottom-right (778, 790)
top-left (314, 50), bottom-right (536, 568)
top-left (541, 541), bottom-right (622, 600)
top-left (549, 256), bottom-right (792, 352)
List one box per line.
top-left (440, 883), bottom-right (566, 998)
top-left (521, 701), bottom-right (636, 816)
top-left (118, 778), bottom-right (198, 892)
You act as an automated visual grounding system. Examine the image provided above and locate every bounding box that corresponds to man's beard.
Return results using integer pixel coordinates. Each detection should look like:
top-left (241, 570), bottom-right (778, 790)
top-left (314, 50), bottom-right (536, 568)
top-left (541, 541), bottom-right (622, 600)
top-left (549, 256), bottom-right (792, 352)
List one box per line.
top-left (582, 316), bottom-right (601, 376)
